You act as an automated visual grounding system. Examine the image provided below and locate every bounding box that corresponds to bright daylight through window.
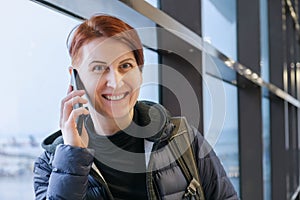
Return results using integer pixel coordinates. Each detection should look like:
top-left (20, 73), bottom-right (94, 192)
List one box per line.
top-left (0, 1), bottom-right (158, 199)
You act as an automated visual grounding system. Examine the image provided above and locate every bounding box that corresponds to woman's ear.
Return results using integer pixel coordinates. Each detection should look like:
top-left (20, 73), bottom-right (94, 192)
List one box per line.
top-left (68, 66), bottom-right (74, 75)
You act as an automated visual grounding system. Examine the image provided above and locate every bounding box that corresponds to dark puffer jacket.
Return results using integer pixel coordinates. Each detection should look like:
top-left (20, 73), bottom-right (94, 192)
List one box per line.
top-left (33, 101), bottom-right (238, 200)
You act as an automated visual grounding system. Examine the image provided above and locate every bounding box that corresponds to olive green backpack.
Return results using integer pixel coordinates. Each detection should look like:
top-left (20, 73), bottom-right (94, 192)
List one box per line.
top-left (169, 117), bottom-right (205, 200)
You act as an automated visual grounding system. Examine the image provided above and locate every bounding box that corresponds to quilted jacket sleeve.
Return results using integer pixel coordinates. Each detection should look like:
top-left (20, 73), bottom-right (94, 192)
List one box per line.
top-left (33, 144), bottom-right (94, 200)
top-left (192, 127), bottom-right (239, 200)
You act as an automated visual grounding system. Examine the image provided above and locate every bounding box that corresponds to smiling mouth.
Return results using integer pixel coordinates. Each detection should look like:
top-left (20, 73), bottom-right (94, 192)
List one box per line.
top-left (102, 92), bottom-right (129, 101)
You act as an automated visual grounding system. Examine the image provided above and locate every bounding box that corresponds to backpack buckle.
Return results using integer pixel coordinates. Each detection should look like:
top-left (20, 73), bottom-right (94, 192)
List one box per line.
top-left (184, 178), bottom-right (201, 197)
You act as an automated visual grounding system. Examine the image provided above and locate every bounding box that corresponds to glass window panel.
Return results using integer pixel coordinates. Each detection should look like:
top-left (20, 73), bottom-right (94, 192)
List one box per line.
top-left (260, 0), bottom-right (270, 83)
top-left (1, 1), bottom-right (159, 199)
top-left (202, 0), bottom-right (239, 196)
top-left (0, 1), bottom-right (80, 199)
top-left (202, 0), bottom-right (237, 60)
top-left (139, 48), bottom-right (159, 103)
top-left (260, 0), bottom-right (271, 199)
top-left (203, 75), bottom-right (240, 195)
top-left (35, 0), bottom-right (156, 30)
top-left (262, 98), bottom-right (271, 200)
top-left (145, 0), bottom-right (158, 8)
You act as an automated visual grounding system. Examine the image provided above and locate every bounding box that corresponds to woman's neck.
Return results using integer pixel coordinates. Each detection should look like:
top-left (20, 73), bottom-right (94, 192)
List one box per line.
top-left (89, 108), bottom-right (134, 136)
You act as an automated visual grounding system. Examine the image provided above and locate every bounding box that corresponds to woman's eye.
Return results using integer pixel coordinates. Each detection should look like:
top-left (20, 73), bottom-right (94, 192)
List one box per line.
top-left (120, 63), bottom-right (133, 71)
top-left (92, 65), bottom-right (107, 73)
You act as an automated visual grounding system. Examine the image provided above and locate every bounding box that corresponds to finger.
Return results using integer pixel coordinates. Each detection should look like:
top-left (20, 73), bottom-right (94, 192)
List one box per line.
top-left (60, 96), bottom-right (88, 128)
top-left (67, 107), bottom-right (90, 127)
top-left (60, 90), bottom-right (86, 124)
top-left (61, 96), bottom-right (88, 123)
top-left (62, 90), bottom-right (86, 107)
top-left (62, 107), bottom-right (90, 143)
top-left (61, 107), bottom-right (89, 148)
top-left (61, 107), bottom-right (89, 136)
top-left (67, 84), bottom-right (73, 94)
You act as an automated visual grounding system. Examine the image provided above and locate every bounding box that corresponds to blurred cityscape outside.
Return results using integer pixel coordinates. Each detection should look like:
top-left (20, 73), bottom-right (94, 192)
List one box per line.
top-left (0, 135), bottom-right (43, 199)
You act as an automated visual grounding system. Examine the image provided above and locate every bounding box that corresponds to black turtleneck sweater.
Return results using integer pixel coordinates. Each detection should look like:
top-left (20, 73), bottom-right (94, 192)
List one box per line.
top-left (86, 109), bottom-right (148, 200)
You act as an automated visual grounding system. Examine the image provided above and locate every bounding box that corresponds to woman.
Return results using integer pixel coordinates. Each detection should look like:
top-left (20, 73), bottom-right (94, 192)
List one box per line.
top-left (33, 14), bottom-right (238, 200)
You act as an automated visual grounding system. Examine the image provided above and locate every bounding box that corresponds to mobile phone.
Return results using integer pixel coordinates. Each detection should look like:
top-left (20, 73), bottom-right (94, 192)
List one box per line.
top-left (70, 68), bottom-right (83, 109)
top-left (70, 68), bottom-right (84, 135)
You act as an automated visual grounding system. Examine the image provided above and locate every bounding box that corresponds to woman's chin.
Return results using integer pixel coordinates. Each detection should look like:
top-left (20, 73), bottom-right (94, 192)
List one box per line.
top-left (95, 105), bottom-right (131, 120)
top-left (107, 110), bottom-right (131, 120)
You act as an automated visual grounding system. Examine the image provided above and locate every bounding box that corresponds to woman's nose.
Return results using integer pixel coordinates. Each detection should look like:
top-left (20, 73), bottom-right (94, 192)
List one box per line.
top-left (106, 68), bottom-right (124, 88)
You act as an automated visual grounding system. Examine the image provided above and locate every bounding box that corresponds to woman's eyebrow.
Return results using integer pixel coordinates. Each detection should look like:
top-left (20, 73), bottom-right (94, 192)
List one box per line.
top-left (88, 60), bottom-right (107, 66)
top-left (119, 58), bottom-right (135, 64)
top-left (88, 58), bottom-right (135, 67)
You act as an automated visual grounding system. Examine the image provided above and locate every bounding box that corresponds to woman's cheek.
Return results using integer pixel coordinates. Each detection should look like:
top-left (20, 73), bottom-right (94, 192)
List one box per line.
top-left (128, 69), bottom-right (142, 88)
top-left (84, 80), bottom-right (99, 102)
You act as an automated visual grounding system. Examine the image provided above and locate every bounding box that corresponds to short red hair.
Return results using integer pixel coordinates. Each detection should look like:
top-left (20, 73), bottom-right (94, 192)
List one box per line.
top-left (68, 14), bottom-right (144, 68)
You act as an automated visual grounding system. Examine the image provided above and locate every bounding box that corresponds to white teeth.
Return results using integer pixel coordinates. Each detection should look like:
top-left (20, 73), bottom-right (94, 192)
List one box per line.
top-left (105, 94), bottom-right (126, 101)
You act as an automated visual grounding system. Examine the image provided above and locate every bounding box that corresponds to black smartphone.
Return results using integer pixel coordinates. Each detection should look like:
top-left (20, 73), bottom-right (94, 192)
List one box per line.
top-left (70, 68), bottom-right (83, 109)
top-left (70, 68), bottom-right (84, 135)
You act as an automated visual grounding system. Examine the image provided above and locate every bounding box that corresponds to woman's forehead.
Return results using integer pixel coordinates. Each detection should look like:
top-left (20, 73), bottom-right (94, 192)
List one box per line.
top-left (80, 37), bottom-right (135, 64)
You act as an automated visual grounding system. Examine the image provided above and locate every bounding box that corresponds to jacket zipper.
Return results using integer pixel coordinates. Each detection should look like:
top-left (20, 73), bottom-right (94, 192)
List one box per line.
top-left (90, 164), bottom-right (114, 200)
top-left (146, 143), bottom-right (162, 200)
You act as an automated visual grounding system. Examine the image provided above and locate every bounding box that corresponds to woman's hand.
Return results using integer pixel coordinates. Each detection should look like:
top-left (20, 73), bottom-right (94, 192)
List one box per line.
top-left (60, 85), bottom-right (90, 148)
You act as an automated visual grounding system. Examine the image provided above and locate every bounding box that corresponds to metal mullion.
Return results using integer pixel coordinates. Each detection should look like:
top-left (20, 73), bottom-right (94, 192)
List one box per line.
top-left (237, 0), bottom-right (263, 199)
top-left (268, 0), bottom-right (289, 199)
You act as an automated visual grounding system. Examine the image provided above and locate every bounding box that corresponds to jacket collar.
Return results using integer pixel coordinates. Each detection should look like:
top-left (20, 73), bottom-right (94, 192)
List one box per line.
top-left (41, 130), bottom-right (63, 154)
top-left (134, 100), bottom-right (174, 143)
top-left (41, 101), bottom-right (174, 153)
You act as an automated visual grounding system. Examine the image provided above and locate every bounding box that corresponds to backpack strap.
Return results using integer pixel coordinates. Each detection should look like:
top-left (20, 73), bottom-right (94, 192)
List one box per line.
top-left (168, 117), bottom-right (205, 200)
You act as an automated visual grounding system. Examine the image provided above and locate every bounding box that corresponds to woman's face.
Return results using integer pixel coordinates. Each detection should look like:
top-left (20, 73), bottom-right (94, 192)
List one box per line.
top-left (76, 37), bottom-right (142, 119)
